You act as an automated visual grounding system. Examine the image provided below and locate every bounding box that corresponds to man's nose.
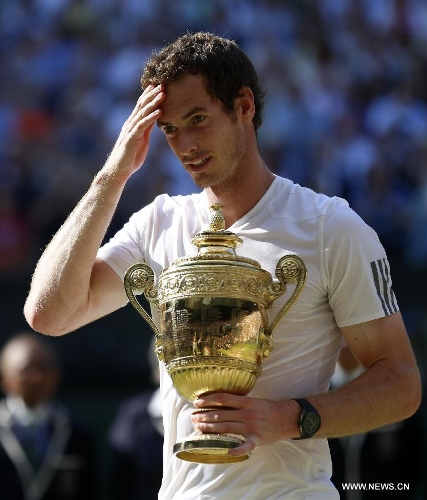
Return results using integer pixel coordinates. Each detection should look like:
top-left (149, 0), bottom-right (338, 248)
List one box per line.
top-left (178, 132), bottom-right (197, 156)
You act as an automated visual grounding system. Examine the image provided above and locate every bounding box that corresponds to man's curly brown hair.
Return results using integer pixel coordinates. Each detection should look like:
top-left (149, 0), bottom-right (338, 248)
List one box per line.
top-left (141, 32), bottom-right (266, 130)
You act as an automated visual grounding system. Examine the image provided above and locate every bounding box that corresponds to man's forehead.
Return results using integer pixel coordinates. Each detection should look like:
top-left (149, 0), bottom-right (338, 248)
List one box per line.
top-left (159, 74), bottom-right (214, 121)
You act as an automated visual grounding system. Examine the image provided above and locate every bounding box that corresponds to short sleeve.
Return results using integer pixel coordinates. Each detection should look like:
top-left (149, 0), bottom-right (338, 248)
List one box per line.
top-left (97, 205), bottom-right (149, 279)
top-left (324, 200), bottom-right (399, 328)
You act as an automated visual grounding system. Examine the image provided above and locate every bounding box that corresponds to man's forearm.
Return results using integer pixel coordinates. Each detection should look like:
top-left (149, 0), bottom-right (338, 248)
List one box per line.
top-left (24, 170), bottom-right (127, 335)
top-left (25, 85), bottom-right (165, 336)
top-left (306, 358), bottom-right (421, 439)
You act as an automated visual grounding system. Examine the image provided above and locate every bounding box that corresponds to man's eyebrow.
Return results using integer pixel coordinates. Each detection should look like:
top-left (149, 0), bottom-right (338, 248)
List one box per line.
top-left (157, 106), bottom-right (209, 127)
top-left (182, 106), bottom-right (209, 120)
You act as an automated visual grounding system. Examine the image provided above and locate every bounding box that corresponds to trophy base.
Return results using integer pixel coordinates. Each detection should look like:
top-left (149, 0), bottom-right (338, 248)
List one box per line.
top-left (173, 432), bottom-right (250, 464)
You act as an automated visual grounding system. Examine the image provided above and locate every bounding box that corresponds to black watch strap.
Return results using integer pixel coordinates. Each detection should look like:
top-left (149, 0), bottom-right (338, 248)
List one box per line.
top-left (291, 398), bottom-right (321, 440)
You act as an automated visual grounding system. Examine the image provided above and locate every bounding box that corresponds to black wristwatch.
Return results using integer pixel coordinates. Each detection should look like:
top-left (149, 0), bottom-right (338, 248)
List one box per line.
top-left (291, 398), bottom-right (321, 440)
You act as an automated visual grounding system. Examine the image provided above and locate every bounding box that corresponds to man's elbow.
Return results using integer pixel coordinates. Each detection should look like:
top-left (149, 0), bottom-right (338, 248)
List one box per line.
top-left (402, 364), bottom-right (422, 419)
top-left (23, 299), bottom-right (72, 337)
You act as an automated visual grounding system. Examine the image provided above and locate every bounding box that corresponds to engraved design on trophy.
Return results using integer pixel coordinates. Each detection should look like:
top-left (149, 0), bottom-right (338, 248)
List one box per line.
top-left (124, 204), bottom-right (307, 464)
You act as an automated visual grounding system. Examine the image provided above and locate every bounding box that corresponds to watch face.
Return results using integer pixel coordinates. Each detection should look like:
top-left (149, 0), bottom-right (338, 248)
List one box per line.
top-left (304, 413), bottom-right (321, 434)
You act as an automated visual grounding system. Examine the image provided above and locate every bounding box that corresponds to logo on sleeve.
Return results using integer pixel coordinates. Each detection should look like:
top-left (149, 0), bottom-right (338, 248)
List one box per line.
top-left (370, 259), bottom-right (398, 315)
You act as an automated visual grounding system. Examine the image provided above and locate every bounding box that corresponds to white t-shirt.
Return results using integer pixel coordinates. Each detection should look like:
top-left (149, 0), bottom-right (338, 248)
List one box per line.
top-left (98, 176), bottom-right (398, 500)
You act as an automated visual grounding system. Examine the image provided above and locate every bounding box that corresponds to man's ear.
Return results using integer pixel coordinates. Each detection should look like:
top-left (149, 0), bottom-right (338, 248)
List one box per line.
top-left (236, 86), bottom-right (255, 123)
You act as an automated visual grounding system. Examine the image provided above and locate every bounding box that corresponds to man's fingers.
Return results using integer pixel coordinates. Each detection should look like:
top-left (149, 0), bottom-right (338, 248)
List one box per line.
top-left (116, 89), bottom-right (163, 153)
top-left (228, 435), bottom-right (258, 457)
top-left (127, 85), bottom-right (164, 128)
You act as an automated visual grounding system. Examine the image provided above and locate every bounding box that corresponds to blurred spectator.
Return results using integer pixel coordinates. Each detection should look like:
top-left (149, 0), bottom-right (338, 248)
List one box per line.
top-left (0, 332), bottom-right (97, 500)
top-left (108, 337), bottom-right (163, 500)
top-left (0, 192), bottom-right (35, 278)
top-left (404, 145), bottom-right (427, 270)
top-left (350, 161), bottom-right (411, 254)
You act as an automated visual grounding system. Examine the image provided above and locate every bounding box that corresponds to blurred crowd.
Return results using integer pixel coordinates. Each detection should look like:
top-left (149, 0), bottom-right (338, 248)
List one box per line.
top-left (1, 0), bottom-right (427, 280)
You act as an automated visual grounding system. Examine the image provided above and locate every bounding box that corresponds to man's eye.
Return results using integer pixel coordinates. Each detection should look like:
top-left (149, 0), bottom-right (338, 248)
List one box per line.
top-left (164, 125), bottom-right (176, 133)
top-left (193, 115), bottom-right (205, 124)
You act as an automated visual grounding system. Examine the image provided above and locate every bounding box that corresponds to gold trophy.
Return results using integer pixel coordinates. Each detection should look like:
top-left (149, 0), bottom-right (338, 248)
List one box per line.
top-left (124, 204), bottom-right (306, 464)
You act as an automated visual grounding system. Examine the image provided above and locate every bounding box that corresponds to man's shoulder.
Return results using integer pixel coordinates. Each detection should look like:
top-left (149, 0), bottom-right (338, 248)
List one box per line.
top-left (271, 176), bottom-right (349, 222)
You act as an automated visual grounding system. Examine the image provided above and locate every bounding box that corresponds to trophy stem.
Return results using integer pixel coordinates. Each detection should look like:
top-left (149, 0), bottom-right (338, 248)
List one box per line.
top-left (173, 431), bottom-right (249, 464)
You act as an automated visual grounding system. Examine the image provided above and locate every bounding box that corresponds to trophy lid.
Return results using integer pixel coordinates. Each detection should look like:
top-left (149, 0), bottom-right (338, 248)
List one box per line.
top-left (173, 204), bottom-right (261, 268)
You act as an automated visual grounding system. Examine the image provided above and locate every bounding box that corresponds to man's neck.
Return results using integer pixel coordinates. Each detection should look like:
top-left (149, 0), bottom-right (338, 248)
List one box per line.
top-left (205, 164), bottom-right (275, 228)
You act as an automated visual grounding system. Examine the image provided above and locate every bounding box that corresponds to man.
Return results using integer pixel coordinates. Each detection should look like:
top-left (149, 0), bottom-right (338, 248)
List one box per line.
top-left (24, 32), bottom-right (421, 499)
top-left (0, 332), bottom-right (96, 500)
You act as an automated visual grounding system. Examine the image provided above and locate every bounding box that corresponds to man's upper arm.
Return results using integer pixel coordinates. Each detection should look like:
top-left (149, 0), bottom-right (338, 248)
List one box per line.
top-left (340, 312), bottom-right (417, 371)
top-left (89, 258), bottom-right (129, 320)
top-left (334, 311), bottom-right (422, 426)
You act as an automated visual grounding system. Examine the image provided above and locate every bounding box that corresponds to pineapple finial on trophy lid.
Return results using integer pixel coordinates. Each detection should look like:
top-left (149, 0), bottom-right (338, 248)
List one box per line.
top-left (208, 203), bottom-right (226, 231)
top-left (192, 204), bottom-right (242, 256)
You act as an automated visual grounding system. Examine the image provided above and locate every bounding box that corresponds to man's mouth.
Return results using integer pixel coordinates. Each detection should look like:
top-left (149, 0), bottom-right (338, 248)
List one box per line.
top-left (186, 156), bottom-right (210, 167)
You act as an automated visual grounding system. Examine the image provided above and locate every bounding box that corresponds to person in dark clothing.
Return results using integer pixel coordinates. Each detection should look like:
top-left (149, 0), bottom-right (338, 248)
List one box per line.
top-left (0, 332), bottom-right (97, 500)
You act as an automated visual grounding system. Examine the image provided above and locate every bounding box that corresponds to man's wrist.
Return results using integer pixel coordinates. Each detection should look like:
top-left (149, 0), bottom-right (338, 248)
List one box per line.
top-left (291, 398), bottom-right (321, 440)
top-left (285, 399), bottom-right (305, 439)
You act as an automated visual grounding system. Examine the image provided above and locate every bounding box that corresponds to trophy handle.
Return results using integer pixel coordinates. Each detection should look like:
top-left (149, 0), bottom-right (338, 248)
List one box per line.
top-left (124, 263), bottom-right (160, 336)
top-left (267, 255), bottom-right (307, 334)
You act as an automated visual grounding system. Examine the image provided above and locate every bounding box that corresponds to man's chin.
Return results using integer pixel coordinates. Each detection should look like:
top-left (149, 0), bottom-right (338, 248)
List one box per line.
top-left (190, 174), bottom-right (210, 189)
top-left (191, 174), bottom-right (228, 190)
